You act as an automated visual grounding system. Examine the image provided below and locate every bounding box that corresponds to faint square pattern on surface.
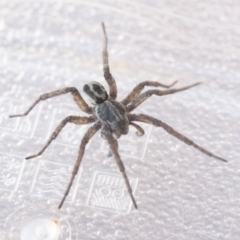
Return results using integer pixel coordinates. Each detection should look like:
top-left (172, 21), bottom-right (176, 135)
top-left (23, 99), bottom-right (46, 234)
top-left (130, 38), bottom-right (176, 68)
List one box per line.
top-left (0, 98), bottom-right (40, 138)
top-left (0, 153), bottom-right (25, 192)
top-left (87, 171), bottom-right (138, 214)
top-left (30, 160), bottom-right (82, 203)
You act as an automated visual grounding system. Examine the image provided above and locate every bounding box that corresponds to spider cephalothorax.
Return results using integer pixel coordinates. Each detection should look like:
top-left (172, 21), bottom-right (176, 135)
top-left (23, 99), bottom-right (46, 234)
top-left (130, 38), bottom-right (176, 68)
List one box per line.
top-left (9, 22), bottom-right (227, 209)
top-left (83, 81), bottom-right (108, 104)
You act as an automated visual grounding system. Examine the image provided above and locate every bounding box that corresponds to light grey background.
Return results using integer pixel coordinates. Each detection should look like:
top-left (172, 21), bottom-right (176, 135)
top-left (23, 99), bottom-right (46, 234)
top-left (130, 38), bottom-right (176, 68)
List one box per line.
top-left (0, 0), bottom-right (239, 239)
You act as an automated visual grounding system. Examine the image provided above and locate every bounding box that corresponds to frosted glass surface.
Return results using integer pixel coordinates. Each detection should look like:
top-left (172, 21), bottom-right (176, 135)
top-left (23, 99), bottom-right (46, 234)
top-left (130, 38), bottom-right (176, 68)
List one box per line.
top-left (0, 1), bottom-right (239, 239)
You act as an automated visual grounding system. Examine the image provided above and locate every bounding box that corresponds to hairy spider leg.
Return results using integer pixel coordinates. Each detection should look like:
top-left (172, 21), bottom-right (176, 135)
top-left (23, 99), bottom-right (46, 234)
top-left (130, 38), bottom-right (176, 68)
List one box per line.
top-left (102, 22), bottom-right (117, 100)
top-left (59, 122), bottom-right (101, 209)
top-left (130, 114), bottom-right (227, 162)
top-left (121, 80), bottom-right (178, 105)
top-left (101, 126), bottom-right (138, 209)
top-left (25, 116), bottom-right (95, 160)
top-left (9, 87), bottom-right (92, 118)
top-left (127, 82), bottom-right (201, 112)
top-left (129, 122), bottom-right (145, 136)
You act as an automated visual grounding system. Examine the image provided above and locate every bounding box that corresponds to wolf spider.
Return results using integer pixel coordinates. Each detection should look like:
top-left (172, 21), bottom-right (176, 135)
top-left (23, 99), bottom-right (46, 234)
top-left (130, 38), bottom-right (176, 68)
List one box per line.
top-left (9, 23), bottom-right (227, 209)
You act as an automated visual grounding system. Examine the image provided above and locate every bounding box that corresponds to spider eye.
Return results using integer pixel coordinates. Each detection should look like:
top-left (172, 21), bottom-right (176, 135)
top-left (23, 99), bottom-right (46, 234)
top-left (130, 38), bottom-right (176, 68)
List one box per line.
top-left (83, 81), bottom-right (108, 104)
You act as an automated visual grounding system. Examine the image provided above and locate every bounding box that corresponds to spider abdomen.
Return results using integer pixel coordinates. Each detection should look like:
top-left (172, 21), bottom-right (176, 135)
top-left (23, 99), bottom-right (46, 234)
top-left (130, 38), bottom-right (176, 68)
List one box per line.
top-left (95, 100), bottom-right (129, 138)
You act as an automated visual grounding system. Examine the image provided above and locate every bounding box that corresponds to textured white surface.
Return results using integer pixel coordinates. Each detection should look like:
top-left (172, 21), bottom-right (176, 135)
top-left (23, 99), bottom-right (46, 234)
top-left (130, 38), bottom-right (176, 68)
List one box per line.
top-left (0, 0), bottom-right (239, 239)
top-left (20, 218), bottom-right (60, 240)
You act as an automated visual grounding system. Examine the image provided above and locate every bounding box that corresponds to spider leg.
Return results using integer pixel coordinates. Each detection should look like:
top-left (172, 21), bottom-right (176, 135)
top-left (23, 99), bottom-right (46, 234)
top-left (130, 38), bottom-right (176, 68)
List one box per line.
top-left (130, 114), bottom-right (227, 162)
top-left (129, 122), bottom-right (145, 136)
top-left (9, 87), bottom-right (92, 118)
top-left (127, 82), bottom-right (201, 112)
top-left (102, 22), bottom-right (117, 100)
top-left (121, 80), bottom-right (178, 105)
top-left (25, 116), bottom-right (95, 160)
top-left (58, 122), bottom-right (101, 209)
top-left (101, 126), bottom-right (138, 209)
